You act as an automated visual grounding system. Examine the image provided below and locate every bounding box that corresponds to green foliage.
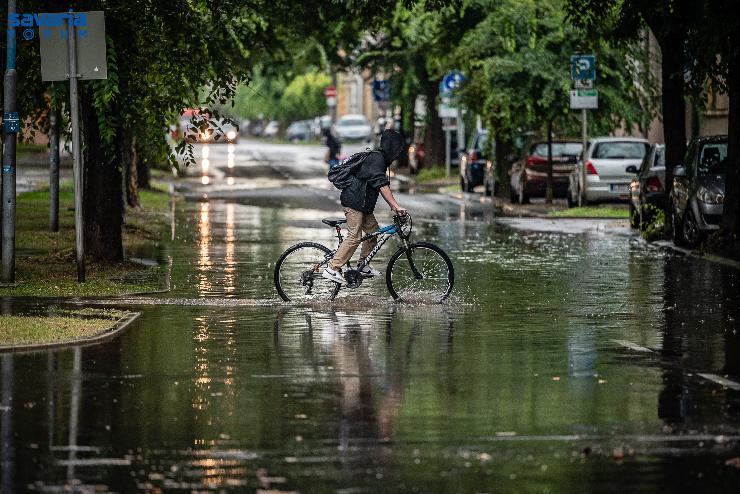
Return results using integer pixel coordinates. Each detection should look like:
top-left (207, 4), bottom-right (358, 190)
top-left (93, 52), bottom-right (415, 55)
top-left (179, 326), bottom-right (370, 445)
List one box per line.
top-left (230, 70), bottom-right (330, 125)
top-left (551, 206), bottom-right (629, 218)
top-left (456, 0), bottom-right (656, 150)
top-left (416, 167), bottom-right (449, 182)
top-left (640, 204), bottom-right (668, 241)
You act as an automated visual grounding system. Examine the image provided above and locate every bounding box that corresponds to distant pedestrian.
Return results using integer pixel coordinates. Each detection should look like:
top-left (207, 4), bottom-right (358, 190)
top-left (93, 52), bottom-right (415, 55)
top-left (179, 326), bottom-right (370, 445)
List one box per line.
top-left (322, 123), bottom-right (406, 285)
top-left (324, 126), bottom-right (341, 168)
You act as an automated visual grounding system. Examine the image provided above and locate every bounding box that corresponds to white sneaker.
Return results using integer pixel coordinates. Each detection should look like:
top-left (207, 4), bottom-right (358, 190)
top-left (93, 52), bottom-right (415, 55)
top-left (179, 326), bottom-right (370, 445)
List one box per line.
top-left (322, 266), bottom-right (345, 284)
top-left (358, 264), bottom-right (380, 277)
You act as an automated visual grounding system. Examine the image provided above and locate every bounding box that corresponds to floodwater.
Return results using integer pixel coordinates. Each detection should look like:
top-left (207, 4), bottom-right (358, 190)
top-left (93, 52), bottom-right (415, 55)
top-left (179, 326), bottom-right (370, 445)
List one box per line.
top-left (3, 142), bottom-right (740, 492)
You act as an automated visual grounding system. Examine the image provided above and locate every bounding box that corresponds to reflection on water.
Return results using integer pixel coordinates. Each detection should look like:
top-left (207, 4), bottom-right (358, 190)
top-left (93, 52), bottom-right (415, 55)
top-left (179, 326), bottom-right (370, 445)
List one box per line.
top-left (2, 200), bottom-right (740, 491)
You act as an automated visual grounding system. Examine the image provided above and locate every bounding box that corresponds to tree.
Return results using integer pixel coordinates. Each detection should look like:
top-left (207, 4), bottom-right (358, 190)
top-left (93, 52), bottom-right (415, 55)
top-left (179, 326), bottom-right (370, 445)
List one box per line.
top-left (565, 0), bottom-right (695, 218)
top-left (456, 0), bottom-right (654, 199)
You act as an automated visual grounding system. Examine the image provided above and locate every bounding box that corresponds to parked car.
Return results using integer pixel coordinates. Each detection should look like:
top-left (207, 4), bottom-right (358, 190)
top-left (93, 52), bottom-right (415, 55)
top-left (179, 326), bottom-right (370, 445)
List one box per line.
top-left (509, 140), bottom-right (582, 203)
top-left (263, 120), bottom-right (279, 138)
top-left (336, 114), bottom-right (372, 142)
top-left (670, 135), bottom-right (727, 247)
top-left (460, 130), bottom-right (489, 193)
top-left (286, 120), bottom-right (312, 142)
top-left (567, 137), bottom-right (649, 205)
top-left (628, 144), bottom-right (665, 229)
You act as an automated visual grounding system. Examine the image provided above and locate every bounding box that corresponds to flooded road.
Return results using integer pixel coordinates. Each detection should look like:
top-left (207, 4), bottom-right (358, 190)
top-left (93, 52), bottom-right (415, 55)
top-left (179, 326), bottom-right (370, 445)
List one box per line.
top-left (3, 141), bottom-right (740, 492)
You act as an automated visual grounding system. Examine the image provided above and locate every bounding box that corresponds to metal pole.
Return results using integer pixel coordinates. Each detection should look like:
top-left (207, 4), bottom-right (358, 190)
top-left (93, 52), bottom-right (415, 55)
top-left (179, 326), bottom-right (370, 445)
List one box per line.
top-left (67, 19), bottom-right (85, 281)
top-left (2, 0), bottom-right (18, 283)
top-left (49, 108), bottom-right (60, 232)
top-left (579, 108), bottom-right (588, 207)
top-left (445, 120), bottom-right (451, 178)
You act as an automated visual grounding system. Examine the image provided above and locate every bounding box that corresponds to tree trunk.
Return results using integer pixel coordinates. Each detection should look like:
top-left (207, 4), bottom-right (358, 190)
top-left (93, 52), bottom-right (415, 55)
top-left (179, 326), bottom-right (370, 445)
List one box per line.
top-left (137, 155), bottom-right (151, 190)
top-left (545, 119), bottom-right (554, 204)
top-left (423, 78), bottom-right (445, 169)
top-left (657, 28), bottom-right (687, 219)
top-left (721, 41), bottom-right (740, 255)
top-left (494, 133), bottom-right (513, 200)
top-left (79, 85), bottom-right (124, 262)
top-left (121, 129), bottom-right (140, 208)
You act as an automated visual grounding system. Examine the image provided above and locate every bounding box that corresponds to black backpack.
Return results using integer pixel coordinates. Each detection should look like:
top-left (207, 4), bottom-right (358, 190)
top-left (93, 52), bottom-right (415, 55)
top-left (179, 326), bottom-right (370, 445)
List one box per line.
top-left (327, 150), bottom-right (378, 190)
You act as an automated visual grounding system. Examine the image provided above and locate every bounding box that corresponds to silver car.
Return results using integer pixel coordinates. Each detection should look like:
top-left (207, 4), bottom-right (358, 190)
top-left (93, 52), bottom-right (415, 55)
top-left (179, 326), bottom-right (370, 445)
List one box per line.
top-left (336, 114), bottom-right (372, 142)
top-left (568, 136), bottom-right (650, 205)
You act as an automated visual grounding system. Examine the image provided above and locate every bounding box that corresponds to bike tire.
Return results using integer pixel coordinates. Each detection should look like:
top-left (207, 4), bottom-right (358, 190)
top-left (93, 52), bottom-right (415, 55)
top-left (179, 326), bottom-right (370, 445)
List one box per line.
top-left (274, 242), bottom-right (340, 302)
top-left (386, 242), bottom-right (454, 303)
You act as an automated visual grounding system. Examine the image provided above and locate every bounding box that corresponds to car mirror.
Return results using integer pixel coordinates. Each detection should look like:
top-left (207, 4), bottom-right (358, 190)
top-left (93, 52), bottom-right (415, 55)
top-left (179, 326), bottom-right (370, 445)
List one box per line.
top-left (674, 166), bottom-right (686, 177)
top-left (625, 165), bottom-right (638, 174)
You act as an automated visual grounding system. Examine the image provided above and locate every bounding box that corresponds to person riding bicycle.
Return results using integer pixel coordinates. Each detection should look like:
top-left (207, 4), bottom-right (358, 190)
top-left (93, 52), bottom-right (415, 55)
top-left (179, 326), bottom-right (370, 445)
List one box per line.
top-left (322, 124), bottom-right (407, 285)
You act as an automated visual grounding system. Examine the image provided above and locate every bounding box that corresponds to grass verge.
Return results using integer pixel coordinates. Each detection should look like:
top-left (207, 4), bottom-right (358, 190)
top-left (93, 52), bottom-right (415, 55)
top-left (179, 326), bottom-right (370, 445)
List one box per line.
top-left (0, 182), bottom-right (172, 297)
top-left (550, 206), bottom-right (629, 219)
top-left (415, 166), bottom-right (448, 183)
top-left (0, 309), bottom-right (127, 347)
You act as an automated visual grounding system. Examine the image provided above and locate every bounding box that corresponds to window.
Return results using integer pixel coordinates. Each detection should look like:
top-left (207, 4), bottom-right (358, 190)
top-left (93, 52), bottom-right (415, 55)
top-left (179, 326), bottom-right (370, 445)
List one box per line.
top-left (592, 141), bottom-right (649, 159)
top-left (531, 143), bottom-right (583, 158)
top-left (697, 140), bottom-right (728, 176)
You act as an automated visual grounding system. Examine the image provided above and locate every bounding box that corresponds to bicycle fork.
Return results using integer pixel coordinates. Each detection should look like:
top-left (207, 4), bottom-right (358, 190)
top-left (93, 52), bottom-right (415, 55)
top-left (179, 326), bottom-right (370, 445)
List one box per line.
top-left (403, 239), bottom-right (424, 280)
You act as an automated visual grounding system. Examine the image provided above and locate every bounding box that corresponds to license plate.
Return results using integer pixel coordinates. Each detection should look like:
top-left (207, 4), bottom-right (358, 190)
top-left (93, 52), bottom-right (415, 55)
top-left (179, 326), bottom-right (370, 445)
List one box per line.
top-left (610, 184), bottom-right (629, 194)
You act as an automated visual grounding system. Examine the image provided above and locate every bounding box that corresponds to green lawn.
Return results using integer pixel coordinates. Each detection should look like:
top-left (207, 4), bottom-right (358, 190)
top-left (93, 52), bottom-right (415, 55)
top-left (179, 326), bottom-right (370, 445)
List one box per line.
top-left (550, 206), bottom-right (629, 218)
top-left (415, 167), bottom-right (449, 183)
top-left (0, 309), bottom-right (127, 347)
top-left (0, 183), bottom-right (172, 297)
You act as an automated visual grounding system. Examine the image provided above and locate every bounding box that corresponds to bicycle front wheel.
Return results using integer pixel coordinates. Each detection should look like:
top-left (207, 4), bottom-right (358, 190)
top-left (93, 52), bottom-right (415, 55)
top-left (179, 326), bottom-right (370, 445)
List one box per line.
top-left (386, 242), bottom-right (454, 303)
top-left (274, 242), bottom-right (340, 302)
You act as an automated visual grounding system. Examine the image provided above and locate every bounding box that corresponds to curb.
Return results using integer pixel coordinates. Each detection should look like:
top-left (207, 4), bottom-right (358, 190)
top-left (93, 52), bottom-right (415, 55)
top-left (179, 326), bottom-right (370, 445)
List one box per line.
top-left (0, 311), bottom-right (141, 354)
top-left (651, 240), bottom-right (740, 270)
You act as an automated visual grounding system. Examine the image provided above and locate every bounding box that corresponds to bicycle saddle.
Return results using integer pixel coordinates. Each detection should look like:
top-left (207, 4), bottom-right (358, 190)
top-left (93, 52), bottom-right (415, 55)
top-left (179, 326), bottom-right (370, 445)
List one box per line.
top-left (322, 219), bottom-right (347, 227)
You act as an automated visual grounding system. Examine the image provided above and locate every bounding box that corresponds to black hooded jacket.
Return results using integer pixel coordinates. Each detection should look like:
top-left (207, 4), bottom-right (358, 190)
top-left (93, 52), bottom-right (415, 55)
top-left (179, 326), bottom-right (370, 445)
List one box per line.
top-left (340, 130), bottom-right (405, 214)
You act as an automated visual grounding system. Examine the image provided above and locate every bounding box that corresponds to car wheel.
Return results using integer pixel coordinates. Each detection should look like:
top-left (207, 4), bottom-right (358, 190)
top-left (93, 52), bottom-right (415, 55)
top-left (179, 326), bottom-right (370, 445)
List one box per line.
top-left (629, 202), bottom-right (639, 229)
top-left (682, 208), bottom-right (703, 248)
top-left (671, 208), bottom-right (688, 247)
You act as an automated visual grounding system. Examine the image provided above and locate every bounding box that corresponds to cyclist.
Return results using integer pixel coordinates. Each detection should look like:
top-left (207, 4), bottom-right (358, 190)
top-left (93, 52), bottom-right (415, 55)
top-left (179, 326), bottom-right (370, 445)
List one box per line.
top-left (322, 125), bottom-right (407, 285)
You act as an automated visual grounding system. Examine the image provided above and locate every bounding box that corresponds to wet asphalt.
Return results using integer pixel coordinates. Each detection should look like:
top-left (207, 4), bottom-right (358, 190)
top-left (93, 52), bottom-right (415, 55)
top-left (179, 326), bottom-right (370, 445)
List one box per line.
top-left (2, 140), bottom-right (740, 492)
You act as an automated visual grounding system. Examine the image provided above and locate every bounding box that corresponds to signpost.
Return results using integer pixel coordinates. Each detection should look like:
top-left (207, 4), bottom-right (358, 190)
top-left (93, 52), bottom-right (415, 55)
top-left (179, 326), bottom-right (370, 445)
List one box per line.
top-left (570, 55), bottom-right (596, 206)
top-left (2, 0), bottom-right (19, 283)
top-left (440, 70), bottom-right (466, 178)
top-left (324, 85), bottom-right (336, 115)
top-left (40, 11), bottom-right (107, 282)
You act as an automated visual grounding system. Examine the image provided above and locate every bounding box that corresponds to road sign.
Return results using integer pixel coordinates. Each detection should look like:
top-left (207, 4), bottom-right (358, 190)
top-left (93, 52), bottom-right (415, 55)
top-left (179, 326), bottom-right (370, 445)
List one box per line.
top-left (372, 80), bottom-right (390, 102)
top-left (440, 70), bottom-right (465, 96)
top-left (39, 11), bottom-right (107, 81)
top-left (439, 104), bottom-right (458, 118)
top-left (570, 55), bottom-right (596, 82)
top-left (570, 89), bottom-right (598, 110)
top-left (326, 96), bottom-right (336, 107)
top-left (324, 85), bottom-right (337, 98)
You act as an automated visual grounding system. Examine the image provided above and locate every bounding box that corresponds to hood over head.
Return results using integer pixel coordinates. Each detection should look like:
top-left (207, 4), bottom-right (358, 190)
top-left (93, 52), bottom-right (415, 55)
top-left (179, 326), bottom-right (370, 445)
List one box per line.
top-left (379, 129), bottom-right (404, 165)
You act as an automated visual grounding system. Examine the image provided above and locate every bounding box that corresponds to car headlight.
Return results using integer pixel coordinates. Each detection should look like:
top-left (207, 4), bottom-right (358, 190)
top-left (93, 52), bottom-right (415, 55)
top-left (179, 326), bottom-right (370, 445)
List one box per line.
top-left (226, 130), bottom-right (236, 140)
top-left (698, 186), bottom-right (724, 204)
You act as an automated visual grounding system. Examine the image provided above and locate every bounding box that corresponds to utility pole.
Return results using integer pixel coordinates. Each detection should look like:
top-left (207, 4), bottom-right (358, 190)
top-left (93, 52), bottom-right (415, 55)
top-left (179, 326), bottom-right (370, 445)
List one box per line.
top-left (579, 108), bottom-right (587, 206)
top-left (2, 0), bottom-right (19, 283)
top-left (67, 18), bottom-right (85, 282)
top-left (49, 107), bottom-right (60, 232)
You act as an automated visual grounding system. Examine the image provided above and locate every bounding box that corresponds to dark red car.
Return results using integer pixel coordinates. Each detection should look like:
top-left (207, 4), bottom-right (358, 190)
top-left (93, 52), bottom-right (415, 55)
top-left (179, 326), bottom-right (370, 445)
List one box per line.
top-left (509, 140), bottom-right (583, 203)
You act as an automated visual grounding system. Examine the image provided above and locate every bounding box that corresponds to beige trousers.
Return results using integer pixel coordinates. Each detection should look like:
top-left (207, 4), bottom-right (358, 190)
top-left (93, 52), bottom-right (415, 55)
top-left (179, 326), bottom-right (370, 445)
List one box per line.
top-left (329, 208), bottom-right (380, 270)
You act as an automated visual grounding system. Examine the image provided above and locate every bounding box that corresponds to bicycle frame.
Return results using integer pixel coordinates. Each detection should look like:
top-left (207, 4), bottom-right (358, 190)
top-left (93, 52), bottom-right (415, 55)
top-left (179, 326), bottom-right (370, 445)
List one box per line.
top-left (327, 216), bottom-right (421, 278)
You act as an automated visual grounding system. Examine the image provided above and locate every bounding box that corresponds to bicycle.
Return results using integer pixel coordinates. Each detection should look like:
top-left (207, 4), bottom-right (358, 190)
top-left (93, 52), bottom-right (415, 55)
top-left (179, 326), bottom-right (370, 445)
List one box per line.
top-left (274, 213), bottom-right (454, 303)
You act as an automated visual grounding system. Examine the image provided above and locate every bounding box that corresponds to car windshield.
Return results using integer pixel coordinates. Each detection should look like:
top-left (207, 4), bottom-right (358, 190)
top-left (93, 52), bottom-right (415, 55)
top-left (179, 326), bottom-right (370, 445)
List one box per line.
top-left (697, 141), bottom-right (728, 175)
top-left (339, 119), bottom-right (367, 127)
top-left (593, 141), bottom-right (648, 159)
top-left (532, 143), bottom-right (582, 157)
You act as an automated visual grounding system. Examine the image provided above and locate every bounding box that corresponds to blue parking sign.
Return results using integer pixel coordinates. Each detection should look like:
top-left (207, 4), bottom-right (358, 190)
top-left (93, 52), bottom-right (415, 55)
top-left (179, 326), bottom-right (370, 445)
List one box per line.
top-left (440, 70), bottom-right (466, 96)
top-left (570, 55), bottom-right (596, 81)
top-left (372, 80), bottom-right (391, 102)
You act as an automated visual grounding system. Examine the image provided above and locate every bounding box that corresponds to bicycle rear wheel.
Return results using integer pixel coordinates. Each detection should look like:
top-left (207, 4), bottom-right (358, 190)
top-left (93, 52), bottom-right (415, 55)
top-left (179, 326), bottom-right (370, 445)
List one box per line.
top-left (386, 242), bottom-right (454, 303)
top-left (274, 242), bottom-right (340, 302)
